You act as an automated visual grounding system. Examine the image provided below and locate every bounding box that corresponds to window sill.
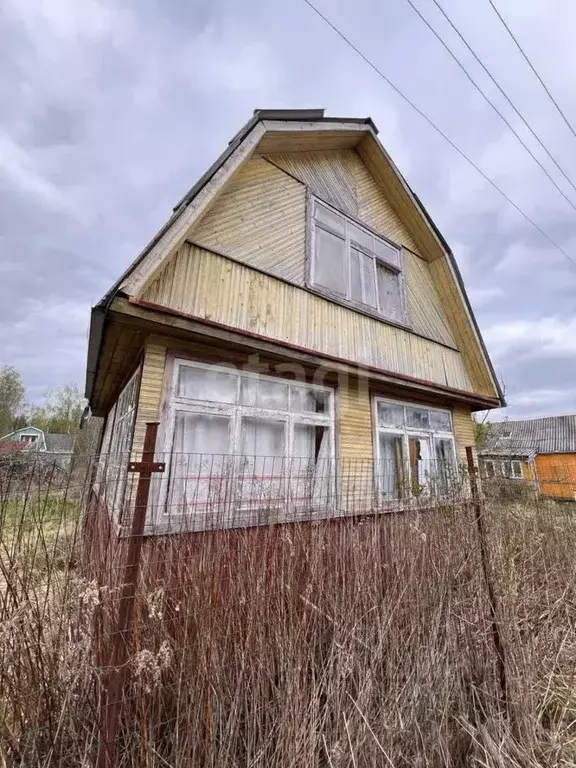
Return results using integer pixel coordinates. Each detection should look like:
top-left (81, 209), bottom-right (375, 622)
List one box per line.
top-left (305, 282), bottom-right (412, 335)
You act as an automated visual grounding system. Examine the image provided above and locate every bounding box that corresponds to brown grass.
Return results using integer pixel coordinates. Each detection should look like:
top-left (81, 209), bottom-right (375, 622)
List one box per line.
top-left (1, 463), bottom-right (576, 766)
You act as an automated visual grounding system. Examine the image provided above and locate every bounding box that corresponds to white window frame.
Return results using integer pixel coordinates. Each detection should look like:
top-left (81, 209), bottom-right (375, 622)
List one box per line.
top-left (503, 459), bottom-right (523, 479)
top-left (483, 460), bottom-right (495, 479)
top-left (96, 365), bottom-right (141, 521)
top-left (373, 396), bottom-right (457, 500)
top-left (154, 359), bottom-right (336, 530)
top-left (308, 195), bottom-right (408, 325)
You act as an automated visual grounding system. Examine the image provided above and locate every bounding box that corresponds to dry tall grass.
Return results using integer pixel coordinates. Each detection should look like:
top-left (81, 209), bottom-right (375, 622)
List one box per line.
top-left (1, 458), bottom-right (575, 767)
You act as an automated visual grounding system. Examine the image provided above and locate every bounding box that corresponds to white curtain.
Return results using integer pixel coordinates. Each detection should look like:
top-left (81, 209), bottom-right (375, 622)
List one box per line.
top-left (291, 425), bottom-right (331, 511)
top-left (239, 418), bottom-right (286, 510)
top-left (170, 412), bottom-right (230, 518)
top-left (379, 432), bottom-right (403, 497)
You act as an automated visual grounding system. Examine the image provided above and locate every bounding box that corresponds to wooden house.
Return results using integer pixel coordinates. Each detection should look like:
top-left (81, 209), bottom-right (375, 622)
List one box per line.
top-left (480, 415), bottom-right (576, 500)
top-left (0, 426), bottom-right (74, 468)
top-left (85, 108), bottom-right (503, 533)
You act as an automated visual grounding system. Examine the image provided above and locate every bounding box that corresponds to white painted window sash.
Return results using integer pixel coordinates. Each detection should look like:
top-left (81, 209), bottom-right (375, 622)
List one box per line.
top-left (154, 360), bottom-right (336, 527)
top-left (373, 396), bottom-right (458, 499)
top-left (310, 195), bottom-right (406, 323)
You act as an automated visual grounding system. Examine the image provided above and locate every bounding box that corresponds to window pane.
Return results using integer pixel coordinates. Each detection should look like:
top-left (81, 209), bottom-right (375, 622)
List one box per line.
top-left (377, 402), bottom-right (404, 428)
top-left (434, 437), bottom-right (456, 492)
top-left (377, 263), bottom-right (403, 322)
top-left (177, 365), bottom-right (237, 404)
top-left (314, 227), bottom-right (346, 295)
top-left (315, 203), bottom-right (345, 235)
top-left (361, 252), bottom-right (377, 308)
top-left (379, 432), bottom-right (405, 498)
top-left (429, 410), bottom-right (452, 432)
top-left (502, 461), bottom-right (511, 478)
top-left (485, 461), bottom-right (495, 479)
top-left (241, 417), bottom-right (285, 456)
top-left (375, 238), bottom-right (400, 267)
top-left (173, 412), bottom-right (230, 456)
top-left (409, 436), bottom-right (432, 494)
top-left (239, 418), bottom-right (286, 511)
top-left (349, 222), bottom-right (373, 251)
top-left (169, 412), bottom-right (231, 517)
top-left (350, 248), bottom-right (362, 303)
top-left (290, 386), bottom-right (330, 414)
top-left (240, 377), bottom-right (288, 410)
top-left (406, 407), bottom-right (429, 430)
top-left (511, 460), bottom-right (522, 478)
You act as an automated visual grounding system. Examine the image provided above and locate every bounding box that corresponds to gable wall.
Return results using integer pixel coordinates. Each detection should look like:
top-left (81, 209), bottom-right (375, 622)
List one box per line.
top-left (142, 244), bottom-right (474, 393)
top-left (188, 150), bottom-right (457, 351)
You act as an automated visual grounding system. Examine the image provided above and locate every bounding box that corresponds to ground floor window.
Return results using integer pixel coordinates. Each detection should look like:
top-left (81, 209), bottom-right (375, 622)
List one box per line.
top-left (158, 359), bottom-right (335, 526)
top-left (374, 397), bottom-right (457, 499)
top-left (97, 366), bottom-right (141, 519)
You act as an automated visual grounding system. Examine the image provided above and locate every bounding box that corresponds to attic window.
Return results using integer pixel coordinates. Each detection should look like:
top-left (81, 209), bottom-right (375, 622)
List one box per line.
top-left (309, 197), bottom-right (406, 324)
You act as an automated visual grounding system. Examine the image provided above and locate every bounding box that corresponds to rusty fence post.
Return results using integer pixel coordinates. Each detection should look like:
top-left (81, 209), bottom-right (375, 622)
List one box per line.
top-left (98, 423), bottom-right (164, 768)
top-left (466, 446), bottom-right (508, 714)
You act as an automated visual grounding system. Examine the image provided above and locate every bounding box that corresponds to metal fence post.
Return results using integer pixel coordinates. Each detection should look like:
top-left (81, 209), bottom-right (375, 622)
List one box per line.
top-left (466, 446), bottom-right (508, 714)
top-left (98, 423), bottom-right (164, 768)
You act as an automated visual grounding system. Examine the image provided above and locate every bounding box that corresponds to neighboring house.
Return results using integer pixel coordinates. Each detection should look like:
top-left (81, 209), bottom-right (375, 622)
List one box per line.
top-left (85, 108), bottom-right (503, 533)
top-left (480, 416), bottom-right (576, 500)
top-left (0, 426), bottom-right (75, 468)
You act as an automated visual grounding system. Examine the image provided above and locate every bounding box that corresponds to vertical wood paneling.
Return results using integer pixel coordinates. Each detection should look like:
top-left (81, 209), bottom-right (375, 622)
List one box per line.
top-left (338, 377), bottom-right (374, 460)
top-left (452, 404), bottom-right (476, 465)
top-left (189, 156), bottom-right (306, 283)
top-left (142, 246), bottom-right (474, 393)
top-left (131, 343), bottom-right (166, 458)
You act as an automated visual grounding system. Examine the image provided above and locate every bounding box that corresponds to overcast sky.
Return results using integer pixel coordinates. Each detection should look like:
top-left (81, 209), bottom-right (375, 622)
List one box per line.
top-left (1, 0), bottom-right (576, 420)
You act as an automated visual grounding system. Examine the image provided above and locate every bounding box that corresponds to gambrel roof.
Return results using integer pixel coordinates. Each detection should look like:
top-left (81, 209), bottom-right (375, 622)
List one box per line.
top-left (481, 415), bottom-right (576, 457)
top-left (85, 108), bottom-right (504, 409)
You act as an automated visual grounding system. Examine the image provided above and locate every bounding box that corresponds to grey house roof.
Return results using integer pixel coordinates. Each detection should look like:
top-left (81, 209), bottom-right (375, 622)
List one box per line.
top-left (44, 434), bottom-right (74, 453)
top-left (480, 415), bottom-right (576, 458)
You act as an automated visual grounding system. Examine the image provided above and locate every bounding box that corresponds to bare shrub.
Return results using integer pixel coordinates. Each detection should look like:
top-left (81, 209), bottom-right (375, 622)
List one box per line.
top-left (0, 457), bottom-right (575, 766)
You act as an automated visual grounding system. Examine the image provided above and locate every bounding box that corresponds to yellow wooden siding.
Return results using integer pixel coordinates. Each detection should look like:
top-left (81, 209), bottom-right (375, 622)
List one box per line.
top-left (404, 253), bottom-right (456, 347)
top-left (264, 150), bottom-right (358, 216)
top-left (452, 405), bottom-right (476, 465)
top-left (338, 378), bottom-right (374, 461)
top-left (429, 258), bottom-right (496, 397)
top-left (353, 154), bottom-right (422, 256)
top-left (142, 244), bottom-right (474, 393)
top-left (167, 147), bottom-right (464, 354)
top-left (189, 156), bottom-right (306, 283)
top-left (131, 343), bottom-right (166, 457)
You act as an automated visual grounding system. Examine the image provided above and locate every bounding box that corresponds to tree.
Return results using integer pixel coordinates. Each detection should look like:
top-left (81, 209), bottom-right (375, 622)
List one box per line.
top-left (473, 415), bottom-right (491, 448)
top-left (30, 384), bottom-right (86, 435)
top-left (0, 365), bottom-right (26, 437)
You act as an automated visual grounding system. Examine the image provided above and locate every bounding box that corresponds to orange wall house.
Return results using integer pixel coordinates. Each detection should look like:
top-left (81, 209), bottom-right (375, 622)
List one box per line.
top-left (480, 415), bottom-right (576, 501)
top-left (535, 453), bottom-right (576, 500)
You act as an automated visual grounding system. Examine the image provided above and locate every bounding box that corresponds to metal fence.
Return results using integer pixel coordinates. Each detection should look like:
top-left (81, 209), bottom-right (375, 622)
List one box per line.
top-left (1, 442), bottom-right (576, 767)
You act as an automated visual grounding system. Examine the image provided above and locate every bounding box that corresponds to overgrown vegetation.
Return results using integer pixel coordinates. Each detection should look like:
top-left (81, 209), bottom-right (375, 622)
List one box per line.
top-left (0, 461), bottom-right (575, 766)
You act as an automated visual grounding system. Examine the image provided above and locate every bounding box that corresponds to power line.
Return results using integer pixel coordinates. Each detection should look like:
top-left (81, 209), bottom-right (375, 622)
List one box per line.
top-left (300, 0), bottom-right (576, 270)
top-left (402, 0), bottom-right (576, 214)
top-left (486, 0), bottom-right (576, 142)
top-left (428, 0), bottom-right (576, 197)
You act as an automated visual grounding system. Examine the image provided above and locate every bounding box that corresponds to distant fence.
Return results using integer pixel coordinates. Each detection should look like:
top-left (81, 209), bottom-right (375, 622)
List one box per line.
top-left (1, 440), bottom-right (576, 767)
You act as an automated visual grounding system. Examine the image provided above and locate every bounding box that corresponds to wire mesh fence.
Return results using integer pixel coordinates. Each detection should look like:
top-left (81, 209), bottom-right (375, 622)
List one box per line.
top-left (1, 446), bottom-right (576, 766)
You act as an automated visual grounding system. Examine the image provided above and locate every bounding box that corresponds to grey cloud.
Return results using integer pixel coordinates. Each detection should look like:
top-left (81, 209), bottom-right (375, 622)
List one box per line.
top-left (1, 0), bottom-right (575, 418)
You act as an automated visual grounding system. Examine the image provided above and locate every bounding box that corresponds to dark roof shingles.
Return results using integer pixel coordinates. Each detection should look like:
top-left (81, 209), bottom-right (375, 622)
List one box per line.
top-left (480, 415), bottom-right (576, 457)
